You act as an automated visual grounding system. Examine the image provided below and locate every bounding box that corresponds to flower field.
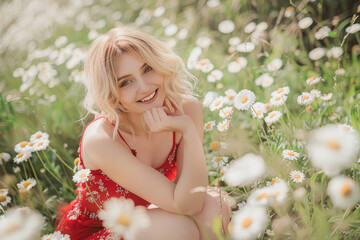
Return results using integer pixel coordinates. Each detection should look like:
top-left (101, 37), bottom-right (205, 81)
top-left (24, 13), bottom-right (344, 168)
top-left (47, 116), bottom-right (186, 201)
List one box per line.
top-left (1, 0), bottom-right (360, 239)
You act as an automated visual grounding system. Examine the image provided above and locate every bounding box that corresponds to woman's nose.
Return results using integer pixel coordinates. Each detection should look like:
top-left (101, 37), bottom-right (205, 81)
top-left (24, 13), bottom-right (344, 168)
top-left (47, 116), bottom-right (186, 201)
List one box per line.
top-left (137, 77), bottom-right (150, 92)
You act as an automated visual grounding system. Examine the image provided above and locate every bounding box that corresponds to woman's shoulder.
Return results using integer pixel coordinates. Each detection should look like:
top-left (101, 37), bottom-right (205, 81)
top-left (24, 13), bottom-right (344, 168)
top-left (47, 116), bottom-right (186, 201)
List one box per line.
top-left (181, 95), bottom-right (201, 113)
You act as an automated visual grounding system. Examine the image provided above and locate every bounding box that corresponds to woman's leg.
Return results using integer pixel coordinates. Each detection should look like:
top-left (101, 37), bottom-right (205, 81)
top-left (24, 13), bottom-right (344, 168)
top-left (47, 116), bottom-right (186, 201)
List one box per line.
top-left (134, 208), bottom-right (200, 240)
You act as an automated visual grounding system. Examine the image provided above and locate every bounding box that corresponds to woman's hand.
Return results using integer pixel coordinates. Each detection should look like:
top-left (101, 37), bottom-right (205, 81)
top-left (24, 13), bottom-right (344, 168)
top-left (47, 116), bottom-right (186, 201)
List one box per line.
top-left (143, 107), bottom-right (194, 134)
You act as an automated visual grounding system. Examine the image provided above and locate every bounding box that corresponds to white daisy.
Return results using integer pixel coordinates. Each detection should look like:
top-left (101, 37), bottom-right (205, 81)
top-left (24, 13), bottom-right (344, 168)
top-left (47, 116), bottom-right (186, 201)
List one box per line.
top-left (219, 106), bottom-right (233, 119)
top-left (327, 47), bottom-right (343, 58)
top-left (211, 156), bottom-right (229, 168)
top-left (236, 42), bottom-right (255, 52)
top-left (98, 198), bottom-right (150, 240)
top-left (297, 92), bottom-right (314, 105)
top-left (177, 28), bottom-right (188, 40)
top-left (255, 22), bottom-right (268, 32)
top-left (345, 23), bottom-right (360, 34)
top-left (204, 121), bottom-right (216, 132)
top-left (218, 20), bottom-right (235, 34)
top-left (251, 102), bottom-right (267, 119)
top-left (164, 23), bottom-right (178, 36)
top-left (0, 189), bottom-right (8, 195)
top-left (42, 231), bottom-right (71, 240)
top-left (73, 169), bottom-right (91, 183)
top-left (14, 141), bottom-right (31, 153)
top-left (289, 170), bottom-right (305, 183)
top-left (54, 36), bottom-right (68, 48)
top-left (320, 93), bottom-right (332, 101)
top-left (32, 139), bottom-right (50, 152)
top-left (195, 58), bottom-right (211, 70)
top-left (13, 151), bottom-right (32, 164)
top-left (200, 62), bottom-right (214, 73)
top-left (230, 205), bottom-right (268, 240)
top-left (271, 86), bottom-right (290, 97)
top-left (224, 89), bottom-right (237, 105)
top-left (209, 96), bottom-right (226, 111)
top-left (335, 68), bottom-right (346, 75)
top-left (0, 152), bottom-right (11, 165)
top-left (306, 76), bottom-right (322, 85)
top-left (244, 22), bottom-right (256, 33)
top-left (255, 73), bottom-right (274, 88)
top-left (327, 175), bottom-right (359, 210)
top-left (207, 0), bottom-right (220, 7)
top-left (339, 124), bottom-right (356, 133)
top-left (267, 58), bottom-right (283, 71)
top-left (217, 119), bottom-right (230, 132)
top-left (13, 67), bottom-right (24, 78)
top-left (228, 37), bottom-right (241, 46)
top-left (17, 178), bottom-right (37, 191)
top-left (266, 229), bottom-right (275, 236)
top-left (270, 94), bottom-right (287, 107)
top-left (223, 153), bottom-right (266, 187)
top-left (234, 89), bottom-right (256, 111)
top-left (306, 124), bottom-right (360, 177)
top-left (207, 69), bottom-right (223, 82)
top-left (315, 26), bottom-right (331, 40)
top-left (0, 195), bottom-right (11, 207)
top-left (282, 149), bottom-right (300, 160)
top-left (269, 180), bottom-right (289, 206)
top-left (298, 17), bottom-right (313, 29)
top-left (309, 48), bottom-right (325, 60)
top-left (202, 91), bottom-right (219, 107)
top-left (153, 6), bottom-right (165, 17)
top-left (227, 57), bottom-right (248, 73)
top-left (310, 89), bottom-right (322, 98)
top-left (237, 201), bottom-right (247, 210)
top-left (0, 207), bottom-right (44, 240)
top-left (264, 111), bottom-right (282, 125)
top-left (196, 36), bottom-right (212, 48)
top-left (247, 187), bottom-right (272, 206)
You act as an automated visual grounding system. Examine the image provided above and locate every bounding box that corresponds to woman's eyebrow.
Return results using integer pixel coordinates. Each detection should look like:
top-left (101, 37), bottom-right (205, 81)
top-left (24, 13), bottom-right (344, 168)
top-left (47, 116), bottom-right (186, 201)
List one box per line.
top-left (117, 63), bottom-right (148, 81)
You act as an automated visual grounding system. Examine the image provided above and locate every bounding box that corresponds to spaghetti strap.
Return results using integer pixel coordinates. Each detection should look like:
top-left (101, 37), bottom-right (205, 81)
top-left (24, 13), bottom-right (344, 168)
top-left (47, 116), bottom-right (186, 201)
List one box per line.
top-left (115, 129), bottom-right (137, 156)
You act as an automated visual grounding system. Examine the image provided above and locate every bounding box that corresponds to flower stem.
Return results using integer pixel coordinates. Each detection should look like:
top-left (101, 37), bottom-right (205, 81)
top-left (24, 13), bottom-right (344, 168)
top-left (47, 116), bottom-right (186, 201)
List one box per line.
top-left (85, 182), bottom-right (102, 211)
top-left (48, 146), bottom-right (73, 171)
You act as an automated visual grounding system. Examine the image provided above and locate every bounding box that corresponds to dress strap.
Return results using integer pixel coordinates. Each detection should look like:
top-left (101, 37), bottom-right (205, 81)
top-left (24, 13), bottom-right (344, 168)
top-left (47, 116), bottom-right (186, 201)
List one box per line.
top-left (115, 129), bottom-right (137, 156)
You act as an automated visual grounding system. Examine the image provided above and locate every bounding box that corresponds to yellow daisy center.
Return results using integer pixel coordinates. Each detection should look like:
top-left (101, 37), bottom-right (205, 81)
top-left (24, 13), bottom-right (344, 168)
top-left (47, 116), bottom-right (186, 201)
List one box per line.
top-left (275, 96), bottom-right (281, 101)
top-left (228, 95), bottom-right (234, 100)
top-left (22, 180), bottom-right (32, 188)
top-left (241, 96), bottom-right (248, 103)
top-left (224, 110), bottom-right (231, 115)
top-left (210, 141), bottom-right (220, 151)
top-left (303, 95), bottom-right (310, 100)
top-left (277, 88), bottom-right (284, 94)
top-left (0, 195), bottom-right (6, 202)
top-left (5, 224), bottom-right (20, 235)
top-left (271, 179), bottom-right (279, 185)
top-left (118, 215), bottom-right (131, 226)
top-left (38, 142), bottom-right (44, 146)
top-left (28, 142), bottom-right (35, 146)
top-left (306, 106), bottom-right (312, 111)
top-left (17, 153), bottom-right (24, 158)
top-left (242, 218), bottom-right (252, 228)
top-left (0, 153), bottom-right (3, 156)
top-left (46, 238), bottom-right (51, 240)
top-left (275, 191), bottom-right (280, 197)
top-left (214, 157), bottom-right (223, 162)
top-left (294, 174), bottom-right (301, 179)
top-left (287, 151), bottom-right (295, 156)
top-left (221, 123), bottom-right (227, 129)
top-left (343, 126), bottom-right (350, 131)
top-left (327, 141), bottom-right (340, 150)
top-left (20, 141), bottom-right (28, 147)
top-left (341, 183), bottom-right (352, 196)
top-left (307, 77), bottom-right (315, 82)
top-left (269, 113), bottom-right (276, 118)
top-left (256, 110), bottom-right (262, 115)
top-left (79, 173), bottom-right (87, 178)
top-left (257, 192), bottom-right (268, 200)
top-left (265, 103), bottom-right (270, 109)
top-left (0, 189), bottom-right (5, 193)
top-left (36, 133), bottom-right (42, 138)
top-left (215, 101), bottom-right (221, 106)
top-left (206, 123), bottom-right (212, 129)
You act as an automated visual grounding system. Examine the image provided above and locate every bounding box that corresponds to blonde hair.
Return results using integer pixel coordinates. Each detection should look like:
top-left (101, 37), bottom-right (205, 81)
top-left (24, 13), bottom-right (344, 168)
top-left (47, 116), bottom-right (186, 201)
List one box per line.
top-left (83, 25), bottom-right (197, 138)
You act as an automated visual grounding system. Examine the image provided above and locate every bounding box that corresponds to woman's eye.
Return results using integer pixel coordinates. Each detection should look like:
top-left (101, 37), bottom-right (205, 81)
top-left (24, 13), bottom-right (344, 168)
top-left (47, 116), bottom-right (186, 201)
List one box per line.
top-left (120, 80), bottom-right (131, 87)
top-left (144, 66), bottom-right (153, 73)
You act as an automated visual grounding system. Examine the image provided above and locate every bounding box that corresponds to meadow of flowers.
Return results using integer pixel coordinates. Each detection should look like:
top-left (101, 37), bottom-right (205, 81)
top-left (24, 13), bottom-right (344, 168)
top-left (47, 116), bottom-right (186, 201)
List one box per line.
top-left (1, 0), bottom-right (360, 239)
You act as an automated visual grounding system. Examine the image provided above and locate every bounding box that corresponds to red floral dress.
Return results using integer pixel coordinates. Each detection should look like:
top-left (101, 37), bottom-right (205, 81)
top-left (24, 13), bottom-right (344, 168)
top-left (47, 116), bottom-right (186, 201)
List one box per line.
top-left (55, 117), bottom-right (178, 239)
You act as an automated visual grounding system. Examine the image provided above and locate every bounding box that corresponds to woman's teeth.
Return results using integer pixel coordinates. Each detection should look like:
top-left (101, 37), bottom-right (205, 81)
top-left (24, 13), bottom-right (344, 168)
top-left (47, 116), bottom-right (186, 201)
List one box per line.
top-left (139, 89), bottom-right (157, 102)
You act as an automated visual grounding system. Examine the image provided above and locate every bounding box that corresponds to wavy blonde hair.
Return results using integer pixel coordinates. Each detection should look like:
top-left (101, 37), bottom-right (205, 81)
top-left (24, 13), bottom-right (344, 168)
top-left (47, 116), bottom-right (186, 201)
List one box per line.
top-left (83, 25), bottom-right (197, 138)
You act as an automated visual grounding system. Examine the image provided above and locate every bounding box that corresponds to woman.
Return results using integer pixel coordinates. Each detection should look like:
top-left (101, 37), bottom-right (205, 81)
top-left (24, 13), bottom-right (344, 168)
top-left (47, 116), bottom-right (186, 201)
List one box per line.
top-left (55, 26), bottom-right (231, 240)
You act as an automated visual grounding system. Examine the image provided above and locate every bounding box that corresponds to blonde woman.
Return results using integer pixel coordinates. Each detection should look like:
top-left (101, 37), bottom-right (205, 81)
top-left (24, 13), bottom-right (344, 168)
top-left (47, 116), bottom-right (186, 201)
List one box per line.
top-left (55, 26), bottom-right (231, 240)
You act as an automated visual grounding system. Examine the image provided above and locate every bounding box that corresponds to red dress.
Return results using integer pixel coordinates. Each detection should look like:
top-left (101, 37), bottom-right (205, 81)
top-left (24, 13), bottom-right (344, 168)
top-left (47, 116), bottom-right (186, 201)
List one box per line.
top-left (55, 117), bottom-right (178, 239)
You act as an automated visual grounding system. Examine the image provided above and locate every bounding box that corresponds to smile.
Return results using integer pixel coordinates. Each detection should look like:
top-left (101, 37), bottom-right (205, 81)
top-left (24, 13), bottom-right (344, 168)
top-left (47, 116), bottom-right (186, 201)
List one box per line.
top-left (138, 89), bottom-right (158, 103)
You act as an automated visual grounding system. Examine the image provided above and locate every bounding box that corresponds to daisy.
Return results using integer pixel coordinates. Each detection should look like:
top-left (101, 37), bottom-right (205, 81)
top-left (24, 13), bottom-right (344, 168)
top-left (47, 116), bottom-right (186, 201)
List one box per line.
top-left (14, 141), bottom-right (31, 153)
top-left (200, 62), bottom-right (214, 73)
top-left (271, 86), bottom-right (290, 97)
top-left (270, 94), bottom-right (287, 107)
top-left (264, 111), bottom-right (282, 125)
top-left (223, 153), bottom-right (266, 187)
top-left (244, 22), bottom-right (256, 33)
top-left (209, 96), bottom-right (226, 111)
top-left (255, 73), bottom-right (274, 88)
top-left (306, 76), bottom-right (322, 85)
top-left (17, 178), bottom-right (37, 191)
top-left (204, 121), bottom-right (216, 132)
top-left (269, 180), bottom-right (289, 206)
top-left (219, 107), bottom-right (233, 119)
top-left (164, 23), bottom-right (178, 36)
top-left (298, 17), bottom-right (313, 29)
top-left (320, 93), bottom-right (332, 101)
top-left (153, 6), bottom-right (165, 17)
top-left (210, 141), bottom-right (221, 152)
top-left (310, 89), bottom-right (322, 98)
top-left (0, 207), bottom-right (44, 240)
top-left (290, 170), bottom-right (305, 183)
top-left (227, 57), bottom-right (247, 73)
top-left (224, 89), bottom-right (237, 105)
top-left (327, 175), bottom-right (359, 209)
top-left (339, 124), bottom-right (356, 133)
top-left (0, 189), bottom-right (8, 195)
top-left (230, 205), bottom-right (268, 240)
top-left (306, 124), bottom-right (360, 177)
top-left (345, 23), bottom-right (360, 34)
top-left (237, 201), bottom-right (247, 210)
top-left (335, 68), bottom-right (346, 75)
top-left (195, 58), bottom-right (212, 71)
top-left (234, 89), bottom-right (256, 111)
top-left (13, 67), bottom-right (24, 78)
top-left (267, 58), bottom-right (283, 71)
top-left (256, 22), bottom-right (268, 32)
top-left (217, 119), bottom-right (230, 132)
top-left (0, 152), bottom-right (11, 165)
top-left (297, 92), bottom-right (314, 105)
top-left (211, 156), bottom-right (229, 168)
top-left (228, 37), bottom-right (241, 46)
top-left (13, 151), bottom-right (32, 164)
top-left (32, 139), bottom-right (50, 152)
top-left (0, 195), bottom-right (11, 207)
top-left (73, 169), bottom-right (91, 183)
top-left (207, 69), bottom-right (223, 82)
top-left (284, 6), bottom-right (295, 18)
top-left (42, 231), bottom-right (71, 240)
top-left (218, 20), bottom-right (235, 34)
top-left (54, 36), bottom-right (68, 48)
top-left (236, 42), bottom-right (255, 53)
top-left (98, 198), bottom-right (151, 240)
top-left (282, 149), bottom-right (300, 160)
top-left (177, 28), bottom-right (188, 40)
top-left (202, 91), bottom-right (219, 107)
top-left (266, 229), bottom-right (275, 236)
top-left (327, 47), bottom-right (343, 58)
top-left (250, 102), bottom-right (267, 119)
top-left (309, 48), bottom-right (325, 60)
top-left (196, 36), bottom-right (212, 48)
top-left (315, 26), bottom-right (331, 40)
top-left (247, 187), bottom-right (272, 206)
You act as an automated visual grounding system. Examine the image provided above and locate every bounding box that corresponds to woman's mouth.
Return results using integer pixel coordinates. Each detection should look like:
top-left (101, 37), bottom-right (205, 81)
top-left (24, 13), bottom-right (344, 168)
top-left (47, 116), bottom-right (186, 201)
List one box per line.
top-left (137, 89), bottom-right (158, 103)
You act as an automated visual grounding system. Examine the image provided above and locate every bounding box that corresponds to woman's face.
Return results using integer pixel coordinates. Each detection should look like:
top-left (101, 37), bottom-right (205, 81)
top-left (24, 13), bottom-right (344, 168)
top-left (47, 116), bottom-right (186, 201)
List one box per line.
top-left (115, 51), bottom-right (166, 114)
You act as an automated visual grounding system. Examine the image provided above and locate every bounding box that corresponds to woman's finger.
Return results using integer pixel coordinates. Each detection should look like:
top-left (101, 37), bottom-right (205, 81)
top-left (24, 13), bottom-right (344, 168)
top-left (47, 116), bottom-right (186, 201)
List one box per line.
top-left (143, 110), bottom-right (155, 131)
top-left (151, 108), bottom-right (162, 129)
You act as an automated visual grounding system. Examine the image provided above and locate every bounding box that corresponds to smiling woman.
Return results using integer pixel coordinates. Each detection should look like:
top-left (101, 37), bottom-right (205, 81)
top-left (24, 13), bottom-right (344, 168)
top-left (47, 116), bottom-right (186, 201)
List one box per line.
top-left (54, 25), bottom-right (231, 240)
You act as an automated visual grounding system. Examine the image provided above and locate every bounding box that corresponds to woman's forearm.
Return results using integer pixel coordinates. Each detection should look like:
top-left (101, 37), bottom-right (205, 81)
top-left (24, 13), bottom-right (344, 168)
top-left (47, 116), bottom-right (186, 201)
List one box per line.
top-left (173, 123), bottom-right (208, 215)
